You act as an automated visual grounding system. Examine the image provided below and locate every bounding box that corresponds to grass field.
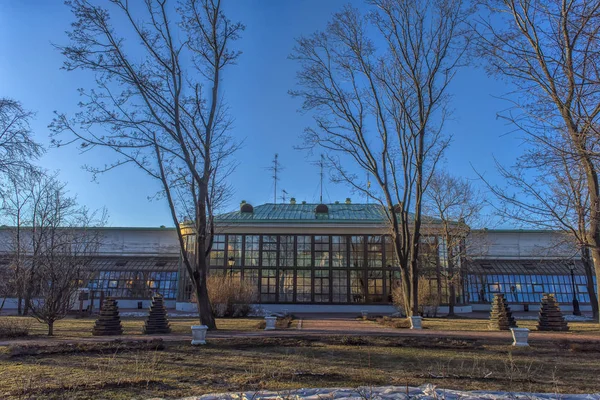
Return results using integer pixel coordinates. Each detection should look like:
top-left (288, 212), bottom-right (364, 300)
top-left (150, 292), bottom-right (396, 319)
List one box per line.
top-left (1, 315), bottom-right (599, 399)
top-left (0, 316), bottom-right (262, 339)
top-left (2, 335), bottom-right (600, 399)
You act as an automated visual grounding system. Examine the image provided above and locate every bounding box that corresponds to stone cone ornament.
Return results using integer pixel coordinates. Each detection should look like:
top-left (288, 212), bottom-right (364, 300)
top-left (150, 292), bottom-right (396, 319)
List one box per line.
top-left (489, 293), bottom-right (517, 330)
top-left (537, 293), bottom-right (569, 331)
top-left (92, 297), bottom-right (124, 336)
top-left (143, 294), bottom-right (171, 334)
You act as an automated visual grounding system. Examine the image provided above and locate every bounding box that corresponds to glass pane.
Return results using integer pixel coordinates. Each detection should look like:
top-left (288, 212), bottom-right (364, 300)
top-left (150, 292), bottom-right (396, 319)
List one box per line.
top-left (297, 236), bottom-right (312, 267)
top-left (332, 236), bottom-right (348, 267)
top-left (296, 270), bottom-right (312, 302)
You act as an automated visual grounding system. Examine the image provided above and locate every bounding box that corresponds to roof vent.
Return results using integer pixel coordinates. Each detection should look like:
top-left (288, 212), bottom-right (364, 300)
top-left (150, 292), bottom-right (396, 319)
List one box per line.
top-left (480, 263), bottom-right (493, 270)
top-left (240, 202), bottom-right (254, 213)
top-left (290, 198), bottom-right (296, 205)
top-left (302, 201), bottom-right (307, 204)
top-left (335, 201), bottom-right (339, 204)
top-left (345, 198), bottom-right (351, 204)
top-left (115, 260), bottom-right (128, 267)
top-left (315, 204), bottom-right (329, 214)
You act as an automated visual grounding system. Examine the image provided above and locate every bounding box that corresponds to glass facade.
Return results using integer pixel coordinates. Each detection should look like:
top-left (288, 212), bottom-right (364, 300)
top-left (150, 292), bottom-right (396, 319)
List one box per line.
top-left (206, 233), bottom-right (410, 304)
top-left (465, 260), bottom-right (596, 305)
top-left (86, 257), bottom-right (180, 299)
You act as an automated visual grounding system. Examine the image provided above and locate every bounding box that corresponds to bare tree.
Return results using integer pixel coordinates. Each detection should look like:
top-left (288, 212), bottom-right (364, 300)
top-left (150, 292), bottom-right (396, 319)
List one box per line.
top-left (290, 0), bottom-right (469, 315)
top-left (0, 99), bottom-right (43, 177)
top-left (26, 181), bottom-right (106, 336)
top-left (481, 138), bottom-right (600, 320)
top-left (0, 169), bottom-right (38, 315)
top-left (424, 170), bottom-right (484, 316)
top-left (50, 0), bottom-right (244, 329)
top-left (475, 0), bottom-right (600, 319)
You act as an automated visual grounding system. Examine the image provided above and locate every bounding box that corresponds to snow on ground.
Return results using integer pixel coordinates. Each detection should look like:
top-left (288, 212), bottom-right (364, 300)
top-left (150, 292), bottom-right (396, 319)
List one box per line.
top-left (163, 384), bottom-right (600, 400)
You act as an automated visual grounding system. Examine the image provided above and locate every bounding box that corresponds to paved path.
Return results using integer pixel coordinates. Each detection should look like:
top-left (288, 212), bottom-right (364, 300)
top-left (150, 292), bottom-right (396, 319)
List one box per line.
top-left (1, 317), bottom-right (599, 347)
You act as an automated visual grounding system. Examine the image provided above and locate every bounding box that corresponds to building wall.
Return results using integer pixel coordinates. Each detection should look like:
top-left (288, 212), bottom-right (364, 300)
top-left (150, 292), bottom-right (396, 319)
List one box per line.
top-left (468, 230), bottom-right (576, 259)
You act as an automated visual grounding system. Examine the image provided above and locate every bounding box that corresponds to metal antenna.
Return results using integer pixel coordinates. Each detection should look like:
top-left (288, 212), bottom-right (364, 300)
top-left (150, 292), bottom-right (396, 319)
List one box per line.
top-left (319, 154), bottom-right (324, 203)
top-left (266, 154), bottom-right (284, 204)
top-left (281, 189), bottom-right (289, 203)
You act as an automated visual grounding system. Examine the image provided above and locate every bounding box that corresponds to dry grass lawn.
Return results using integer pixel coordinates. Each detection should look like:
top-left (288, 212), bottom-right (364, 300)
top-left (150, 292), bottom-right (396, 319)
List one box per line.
top-left (2, 335), bottom-right (600, 399)
top-left (0, 316), bottom-right (262, 339)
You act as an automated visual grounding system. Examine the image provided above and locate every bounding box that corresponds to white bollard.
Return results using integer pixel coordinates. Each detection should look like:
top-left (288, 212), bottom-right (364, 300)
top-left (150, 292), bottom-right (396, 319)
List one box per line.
top-left (191, 325), bottom-right (208, 345)
top-left (510, 327), bottom-right (530, 347)
top-left (409, 316), bottom-right (423, 329)
top-left (265, 316), bottom-right (277, 330)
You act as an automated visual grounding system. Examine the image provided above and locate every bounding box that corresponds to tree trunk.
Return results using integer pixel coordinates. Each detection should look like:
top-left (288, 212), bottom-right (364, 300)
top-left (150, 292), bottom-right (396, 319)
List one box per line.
top-left (48, 320), bottom-right (54, 336)
top-left (192, 266), bottom-right (216, 330)
top-left (447, 250), bottom-right (456, 317)
top-left (587, 246), bottom-right (600, 323)
top-left (581, 248), bottom-right (599, 321)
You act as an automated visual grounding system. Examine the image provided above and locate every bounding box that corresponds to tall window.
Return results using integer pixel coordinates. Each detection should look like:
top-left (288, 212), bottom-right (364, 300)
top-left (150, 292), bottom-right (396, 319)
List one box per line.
top-left (227, 235), bottom-right (243, 266)
top-left (438, 236), bottom-right (448, 269)
top-left (278, 269), bottom-right (294, 302)
top-left (332, 270), bottom-right (348, 302)
top-left (297, 236), bottom-right (312, 267)
top-left (262, 235), bottom-right (278, 267)
top-left (367, 235), bottom-right (383, 268)
top-left (331, 236), bottom-right (348, 267)
top-left (384, 236), bottom-right (396, 268)
top-left (280, 236), bottom-right (295, 267)
top-left (350, 270), bottom-right (365, 302)
top-left (297, 270), bottom-right (312, 302)
top-left (244, 268), bottom-right (259, 300)
top-left (314, 236), bottom-right (330, 268)
top-left (260, 269), bottom-right (277, 302)
top-left (314, 270), bottom-right (330, 302)
top-left (210, 235), bottom-right (225, 266)
top-left (368, 270), bottom-right (384, 302)
top-left (244, 235), bottom-right (259, 267)
top-left (387, 270), bottom-right (401, 302)
top-left (350, 236), bottom-right (364, 268)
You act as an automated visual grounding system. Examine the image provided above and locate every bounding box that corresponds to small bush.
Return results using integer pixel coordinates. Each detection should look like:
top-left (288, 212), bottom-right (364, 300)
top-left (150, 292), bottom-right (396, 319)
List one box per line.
top-left (200, 276), bottom-right (257, 317)
top-left (391, 277), bottom-right (441, 317)
top-left (0, 318), bottom-right (31, 339)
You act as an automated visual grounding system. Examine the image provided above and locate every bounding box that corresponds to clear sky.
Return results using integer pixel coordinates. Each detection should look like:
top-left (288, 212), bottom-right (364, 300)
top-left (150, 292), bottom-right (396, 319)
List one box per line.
top-left (0, 1), bottom-right (522, 228)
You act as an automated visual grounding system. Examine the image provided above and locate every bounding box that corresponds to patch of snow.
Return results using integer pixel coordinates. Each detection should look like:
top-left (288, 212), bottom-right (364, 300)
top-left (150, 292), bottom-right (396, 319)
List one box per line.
top-left (158, 384), bottom-right (600, 400)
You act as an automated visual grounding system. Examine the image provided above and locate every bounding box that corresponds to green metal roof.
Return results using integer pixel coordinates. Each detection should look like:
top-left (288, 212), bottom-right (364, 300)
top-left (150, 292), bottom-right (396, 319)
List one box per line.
top-left (216, 203), bottom-right (440, 224)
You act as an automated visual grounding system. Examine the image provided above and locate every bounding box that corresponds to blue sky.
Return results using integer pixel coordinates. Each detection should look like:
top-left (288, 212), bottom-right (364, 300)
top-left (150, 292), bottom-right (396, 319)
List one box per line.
top-left (0, 1), bottom-right (522, 227)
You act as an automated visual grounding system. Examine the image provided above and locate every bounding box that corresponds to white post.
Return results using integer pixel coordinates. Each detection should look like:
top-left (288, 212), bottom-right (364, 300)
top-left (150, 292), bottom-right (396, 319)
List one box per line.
top-left (265, 316), bottom-right (277, 330)
top-left (409, 316), bottom-right (423, 329)
top-left (191, 325), bottom-right (208, 345)
top-left (510, 328), bottom-right (530, 347)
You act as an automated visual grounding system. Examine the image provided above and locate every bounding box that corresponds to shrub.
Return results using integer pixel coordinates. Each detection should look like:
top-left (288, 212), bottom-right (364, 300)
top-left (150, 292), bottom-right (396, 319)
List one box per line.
top-left (206, 276), bottom-right (257, 317)
top-left (0, 318), bottom-right (31, 339)
top-left (391, 277), bottom-right (441, 317)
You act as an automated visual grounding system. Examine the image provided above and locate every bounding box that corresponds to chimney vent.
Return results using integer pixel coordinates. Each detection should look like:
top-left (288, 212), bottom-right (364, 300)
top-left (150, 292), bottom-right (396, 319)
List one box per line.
top-left (315, 204), bottom-right (329, 214)
top-left (240, 202), bottom-right (253, 213)
top-left (302, 200), bottom-right (307, 204)
top-left (290, 198), bottom-right (296, 205)
top-left (345, 198), bottom-right (351, 204)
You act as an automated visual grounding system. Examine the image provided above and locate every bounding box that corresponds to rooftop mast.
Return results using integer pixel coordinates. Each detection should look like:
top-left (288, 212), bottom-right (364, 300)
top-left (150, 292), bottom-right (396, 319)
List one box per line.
top-left (267, 154), bottom-right (284, 204)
